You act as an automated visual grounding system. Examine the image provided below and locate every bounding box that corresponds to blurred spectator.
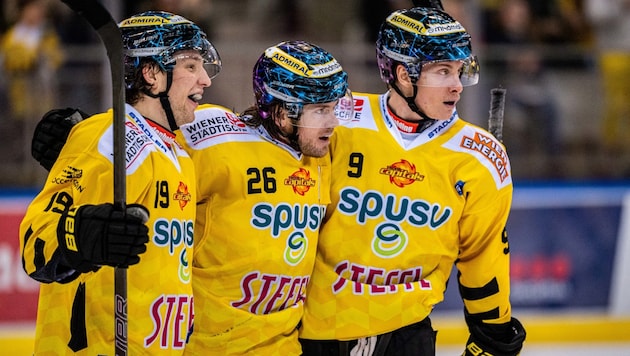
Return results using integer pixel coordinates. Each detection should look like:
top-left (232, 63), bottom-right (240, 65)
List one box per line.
top-left (442, 0), bottom-right (475, 34)
top-left (1, 0), bottom-right (63, 121)
top-left (358, 0), bottom-right (407, 44)
top-left (0, 0), bottom-right (63, 164)
top-left (528, 0), bottom-right (592, 68)
top-left (482, 0), bottom-right (561, 163)
top-left (505, 49), bottom-right (560, 157)
top-left (0, 2), bottom-right (8, 33)
top-left (48, 3), bottom-right (102, 116)
top-left (529, 1), bottom-right (587, 43)
top-left (482, 0), bottom-right (531, 44)
top-left (585, 0), bottom-right (630, 154)
top-left (243, 0), bottom-right (305, 40)
top-left (53, 2), bottom-right (99, 45)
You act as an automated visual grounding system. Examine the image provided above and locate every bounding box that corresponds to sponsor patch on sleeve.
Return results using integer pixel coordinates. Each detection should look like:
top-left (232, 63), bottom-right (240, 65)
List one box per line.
top-left (443, 127), bottom-right (511, 189)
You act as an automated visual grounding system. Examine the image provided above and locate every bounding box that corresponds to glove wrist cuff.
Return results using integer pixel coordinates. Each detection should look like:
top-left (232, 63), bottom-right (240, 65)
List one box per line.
top-left (57, 208), bottom-right (97, 273)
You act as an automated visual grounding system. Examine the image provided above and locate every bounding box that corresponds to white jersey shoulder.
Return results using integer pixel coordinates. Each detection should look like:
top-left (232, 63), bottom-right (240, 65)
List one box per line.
top-left (97, 104), bottom-right (178, 175)
top-left (180, 104), bottom-right (262, 150)
top-left (344, 92), bottom-right (381, 131)
top-left (442, 121), bottom-right (512, 189)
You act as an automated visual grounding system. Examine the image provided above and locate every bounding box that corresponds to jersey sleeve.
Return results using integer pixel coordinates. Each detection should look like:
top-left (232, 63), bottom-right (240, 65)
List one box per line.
top-left (19, 115), bottom-right (114, 284)
top-left (456, 160), bottom-right (514, 325)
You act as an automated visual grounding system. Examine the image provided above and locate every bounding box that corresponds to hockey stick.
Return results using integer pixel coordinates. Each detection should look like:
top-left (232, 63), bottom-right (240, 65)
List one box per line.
top-left (411, 0), bottom-right (444, 10)
top-left (488, 87), bottom-right (506, 142)
top-left (59, 1), bottom-right (129, 355)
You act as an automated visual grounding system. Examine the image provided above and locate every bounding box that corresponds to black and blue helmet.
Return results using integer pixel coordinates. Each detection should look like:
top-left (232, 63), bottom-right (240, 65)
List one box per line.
top-left (376, 7), bottom-right (479, 86)
top-left (119, 11), bottom-right (221, 86)
top-left (253, 41), bottom-right (349, 119)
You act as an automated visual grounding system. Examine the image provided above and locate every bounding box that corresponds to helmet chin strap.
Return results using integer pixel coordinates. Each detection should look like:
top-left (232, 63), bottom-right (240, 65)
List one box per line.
top-left (390, 82), bottom-right (436, 124)
top-left (144, 71), bottom-right (178, 131)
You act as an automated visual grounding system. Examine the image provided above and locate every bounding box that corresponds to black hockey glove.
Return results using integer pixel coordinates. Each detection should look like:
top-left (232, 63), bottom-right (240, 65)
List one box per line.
top-left (32, 107), bottom-right (90, 171)
top-left (57, 203), bottom-right (150, 273)
top-left (463, 317), bottom-right (526, 356)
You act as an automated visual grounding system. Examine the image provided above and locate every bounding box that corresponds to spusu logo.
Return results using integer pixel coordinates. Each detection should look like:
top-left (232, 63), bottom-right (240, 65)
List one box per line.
top-left (379, 159), bottom-right (424, 187)
top-left (284, 168), bottom-right (316, 195)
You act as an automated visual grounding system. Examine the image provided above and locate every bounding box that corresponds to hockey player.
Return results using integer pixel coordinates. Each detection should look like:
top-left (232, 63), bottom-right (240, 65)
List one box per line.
top-left (298, 7), bottom-right (526, 356)
top-left (19, 11), bottom-right (220, 354)
top-left (29, 40), bottom-right (350, 355)
top-left (177, 40), bottom-right (350, 355)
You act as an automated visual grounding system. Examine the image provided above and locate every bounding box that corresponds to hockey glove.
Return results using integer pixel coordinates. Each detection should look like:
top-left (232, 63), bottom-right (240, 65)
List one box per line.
top-left (463, 317), bottom-right (526, 356)
top-left (57, 203), bottom-right (150, 273)
top-left (32, 107), bottom-right (89, 171)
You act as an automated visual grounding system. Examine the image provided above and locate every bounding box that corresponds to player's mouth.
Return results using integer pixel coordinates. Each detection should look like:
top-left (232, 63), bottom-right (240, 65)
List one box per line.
top-left (188, 93), bottom-right (203, 104)
top-left (319, 131), bottom-right (333, 141)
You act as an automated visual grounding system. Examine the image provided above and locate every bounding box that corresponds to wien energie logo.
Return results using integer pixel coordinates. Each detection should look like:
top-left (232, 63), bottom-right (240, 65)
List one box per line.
top-left (460, 132), bottom-right (509, 182)
top-left (380, 159), bottom-right (425, 187)
top-left (284, 168), bottom-right (316, 195)
top-left (173, 181), bottom-right (191, 210)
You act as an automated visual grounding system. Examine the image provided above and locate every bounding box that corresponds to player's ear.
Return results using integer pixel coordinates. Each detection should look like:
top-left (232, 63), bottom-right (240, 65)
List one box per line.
top-left (142, 63), bottom-right (162, 92)
top-left (272, 105), bottom-right (287, 126)
top-left (395, 64), bottom-right (414, 89)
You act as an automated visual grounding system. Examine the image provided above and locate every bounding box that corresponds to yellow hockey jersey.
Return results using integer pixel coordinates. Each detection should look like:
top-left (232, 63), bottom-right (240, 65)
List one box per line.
top-left (300, 92), bottom-right (514, 340)
top-left (177, 104), bottom-right (331, 355)
top-left (19, 105), bottom-right (196, 355)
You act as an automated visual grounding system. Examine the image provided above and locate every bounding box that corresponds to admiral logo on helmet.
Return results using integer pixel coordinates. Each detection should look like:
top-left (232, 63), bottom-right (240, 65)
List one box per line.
top-left (266, 47), bottom-right (310, 76)
top-left (120, 14), bottom-right (190, 27)
top-left (387, 13), bottom-right (426, 35)
top-left (120, 17), bottom-right (169, 27)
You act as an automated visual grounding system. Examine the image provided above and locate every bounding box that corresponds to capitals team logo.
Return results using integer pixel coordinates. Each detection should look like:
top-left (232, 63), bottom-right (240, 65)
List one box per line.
top-left (173, 181), bottom-right (191, 210)
top-left (379, 159), bottom-right (425, 187)
top-left (284, 168), bottom-right (316, 196)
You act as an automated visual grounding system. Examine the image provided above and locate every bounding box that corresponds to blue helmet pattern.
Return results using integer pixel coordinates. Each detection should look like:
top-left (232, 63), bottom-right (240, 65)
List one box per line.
top-left (253, 41), bottom-right (349, 119)
top-left (376, 7), bottom-right (478, 85)
top-left (120, 11), bottom-right (221, 86)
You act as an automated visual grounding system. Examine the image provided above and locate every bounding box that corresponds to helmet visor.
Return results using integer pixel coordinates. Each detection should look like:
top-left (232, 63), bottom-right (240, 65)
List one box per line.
top-left (163, 39), bottom-right (222, 79)
top-left (416, 56), bottom-right (479, 87)
top-left (288, 89), bottom-right (354, 129)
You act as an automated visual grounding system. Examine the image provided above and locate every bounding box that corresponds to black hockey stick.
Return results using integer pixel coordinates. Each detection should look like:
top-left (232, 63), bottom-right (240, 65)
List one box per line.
top-left (411, 0), bottom-right (444, 10)
top-left (59, 1), bottom-right (129, 354)
top-left (488, 87), bottom-right (506, 142)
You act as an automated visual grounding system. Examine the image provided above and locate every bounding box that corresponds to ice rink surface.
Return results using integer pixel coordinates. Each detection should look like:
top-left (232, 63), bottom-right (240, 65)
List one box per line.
top-left (3, 324), bottom-right (629, 355)
top-left (438, 343), bottom-right (630, 356)
top-left (3, 312), bottom-right (630, 355)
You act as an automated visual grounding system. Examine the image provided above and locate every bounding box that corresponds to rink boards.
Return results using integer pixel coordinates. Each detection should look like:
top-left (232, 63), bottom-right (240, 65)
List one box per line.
top-left (1, 183), bottom-right (630, 352)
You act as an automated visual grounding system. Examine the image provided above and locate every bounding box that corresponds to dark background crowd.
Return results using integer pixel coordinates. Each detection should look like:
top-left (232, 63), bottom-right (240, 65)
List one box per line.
top-left (1, 0), bottom-right (629, 187)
